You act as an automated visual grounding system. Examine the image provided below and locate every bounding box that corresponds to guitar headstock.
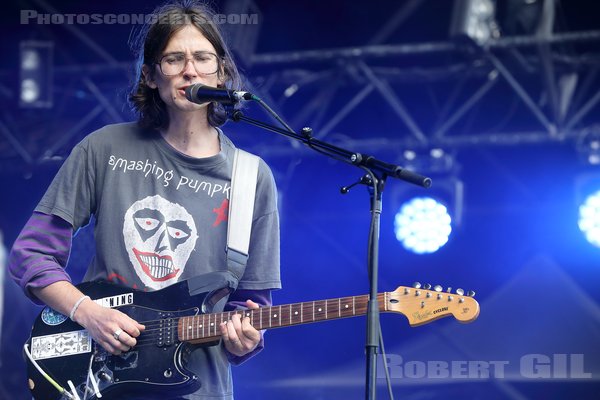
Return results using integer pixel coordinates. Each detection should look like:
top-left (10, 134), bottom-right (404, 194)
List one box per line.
top-left (385, 283), bottom-right (480, 326)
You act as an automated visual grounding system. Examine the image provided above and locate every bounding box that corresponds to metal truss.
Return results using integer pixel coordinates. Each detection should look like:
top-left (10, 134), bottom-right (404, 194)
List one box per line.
top-left (1, 0), bottom-right (600, 173)
top-left (245, 28), bottom-right (600, 158)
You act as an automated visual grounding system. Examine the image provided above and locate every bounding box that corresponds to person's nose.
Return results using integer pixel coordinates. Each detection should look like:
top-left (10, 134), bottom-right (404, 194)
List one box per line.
top-left (182, 58), bottom-right (197, 79)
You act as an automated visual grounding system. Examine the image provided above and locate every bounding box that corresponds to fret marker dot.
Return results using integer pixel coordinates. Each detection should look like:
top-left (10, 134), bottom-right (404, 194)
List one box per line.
top-left (199, 325), bottom-right (203, 328)
top-left (318, 308), bottom-right (322, 312)
top-left (210, 323), bottom-right (214, 326)
top-left (345, 305), bottom-right (349, 308)
top-left (246, 313), bottom-right (250, 317)
top-left (188, 326), bottom-right (192, 330)
top-left (273, 314), bottom-right (277, 318)
top-left (294, 311), bottom-right (298, 315)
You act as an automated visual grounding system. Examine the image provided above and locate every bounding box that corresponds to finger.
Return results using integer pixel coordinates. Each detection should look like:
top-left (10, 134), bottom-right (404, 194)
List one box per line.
top-left (120, 314), bottom-right (145, 336)
top-left (241, 317), bottom-right (261, 342)
top-left (220, 321), bottom-right (236, 349)
top-left (99, 339), bottom-right (120, 355)
top-left (120, 320), bottom-right (144, 346)
top-left (115, 330), bottom-right (137, 348)
top-left (109, 330), bottom-right (131, 352)
top-left (245, 300), bottom-right (260, 309)
top-left (219, 322), bottom-right (228, 337)
top-left (135, 321), bottom-right (146, 332)
top-left (226, 319), bottom-right (243, 349)
top-left (115, 341), bottom-right (131, 353)
top-left (230, 313), bottom-right (244, 338)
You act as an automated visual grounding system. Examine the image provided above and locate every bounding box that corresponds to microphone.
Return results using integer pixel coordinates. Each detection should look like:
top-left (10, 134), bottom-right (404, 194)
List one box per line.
top-left (184, 84), bottom-right (253, 105)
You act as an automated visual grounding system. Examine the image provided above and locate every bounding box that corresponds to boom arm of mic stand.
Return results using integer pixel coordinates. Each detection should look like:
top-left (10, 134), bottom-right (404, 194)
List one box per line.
top-left (228, 109), bottom-right (432, 188)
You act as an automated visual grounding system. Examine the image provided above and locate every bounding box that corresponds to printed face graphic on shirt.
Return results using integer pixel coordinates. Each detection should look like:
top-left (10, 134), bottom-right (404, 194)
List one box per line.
top-left (123, 195), bottom-right (198, 290)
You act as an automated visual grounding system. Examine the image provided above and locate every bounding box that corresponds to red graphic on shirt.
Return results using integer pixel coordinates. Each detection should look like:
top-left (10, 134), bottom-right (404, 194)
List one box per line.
top-left (107, 272), bottom-right (128, 285)
top-left (213, 199), bottom-right (229, 227)
top-left (133, 248), bottom-right (180, 282)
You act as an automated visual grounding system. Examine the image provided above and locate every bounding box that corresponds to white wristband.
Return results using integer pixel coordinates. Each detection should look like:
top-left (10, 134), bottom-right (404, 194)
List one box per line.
top-left (69, 295), bottom-right (90, 322)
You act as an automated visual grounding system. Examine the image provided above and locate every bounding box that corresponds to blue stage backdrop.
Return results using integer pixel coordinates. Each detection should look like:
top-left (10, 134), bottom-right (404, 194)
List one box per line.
top-left (1, 1), bottom-right (600, 399)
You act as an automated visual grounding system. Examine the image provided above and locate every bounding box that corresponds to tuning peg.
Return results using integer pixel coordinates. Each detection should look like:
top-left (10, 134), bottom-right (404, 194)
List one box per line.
top-left (423, 283), bottom-right (432, 290)
top-left (446, 287), bottom-right (452, 293)
top-left (413, 282), bottom-right (422, 289)
top-left (434, 285), bottom-right (443, 292)
top-left (467, 290), bottom-right (476, 297)
top-left (456, 288), bottom-right (464, 296)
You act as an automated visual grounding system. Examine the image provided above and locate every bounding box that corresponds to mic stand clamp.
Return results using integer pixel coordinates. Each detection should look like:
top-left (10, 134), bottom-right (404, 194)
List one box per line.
top-left (340, 174), bottom-right (373, 194)
top-left (300, 127), bottom-right (314, 140)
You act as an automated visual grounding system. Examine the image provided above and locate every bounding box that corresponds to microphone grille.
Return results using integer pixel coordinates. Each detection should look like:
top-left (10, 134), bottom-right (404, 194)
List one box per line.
top-left (185, 84), bottom-right (204, 101)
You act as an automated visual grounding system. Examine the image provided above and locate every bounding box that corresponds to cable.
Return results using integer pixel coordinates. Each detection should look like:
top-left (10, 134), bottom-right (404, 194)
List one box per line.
top-left (85, 353), bottom-right (102, 399)
top-left (251, 95), bottom-right (295, 134)
top-left (251, 94), bottom-right (355, 165)
top-left (379, 327), bottom-right (395, 400)
top-left (23, 343), bottom-right (75, 399)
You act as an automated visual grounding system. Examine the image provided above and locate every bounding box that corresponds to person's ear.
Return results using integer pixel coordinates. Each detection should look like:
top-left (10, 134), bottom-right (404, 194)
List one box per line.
top-left (142, 64), bottom-right (158, 89)
top-left (216, 61), bottom-right (226, 88)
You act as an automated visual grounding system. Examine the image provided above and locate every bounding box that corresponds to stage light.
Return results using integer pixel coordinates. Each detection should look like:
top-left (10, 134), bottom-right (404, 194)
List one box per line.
top-left (389, 150), bottom-right (463, 254)
top-left (450, 0), bottom-right (500, 45)
top-left (576, 129), bottom-right (600, 166)
top-left (394, 196), bottom-right (452, 254)
top-left (19, 41), bottom-right (53, 108)
top-left (578, 190), bottom-right (600, 248)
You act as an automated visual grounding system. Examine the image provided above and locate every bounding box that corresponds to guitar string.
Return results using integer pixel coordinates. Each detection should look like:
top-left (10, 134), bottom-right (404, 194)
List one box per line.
top-left (112, 304), bottom-right (372, 349)
top-left (114, 295), bottom-right (370, 332)
top-left (109, 309), bottom-right (360, 350)
top-left (84, 295), bottom-right (374, 349)
top-left (131, 296), bottom-right (371, 335)
top-left (127, 292), bottom-right (468, 349)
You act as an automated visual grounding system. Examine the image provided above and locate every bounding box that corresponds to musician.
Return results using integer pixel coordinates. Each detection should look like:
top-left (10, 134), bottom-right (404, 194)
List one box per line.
top-left (8, 1), bottom-right (281, 398)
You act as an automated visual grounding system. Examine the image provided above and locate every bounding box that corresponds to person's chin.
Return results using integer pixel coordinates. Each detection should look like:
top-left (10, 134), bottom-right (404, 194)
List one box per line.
top-left (180, 102), bottom-right (208, 112)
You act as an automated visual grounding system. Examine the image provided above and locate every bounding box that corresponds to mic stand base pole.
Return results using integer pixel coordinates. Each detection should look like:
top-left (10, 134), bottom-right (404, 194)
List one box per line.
top-left (365, 172), bottom-right (385, 400)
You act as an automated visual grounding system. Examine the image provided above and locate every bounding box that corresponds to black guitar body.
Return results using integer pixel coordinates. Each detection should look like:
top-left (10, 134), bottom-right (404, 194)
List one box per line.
top-left (26, 279), bottom-right (231, 400)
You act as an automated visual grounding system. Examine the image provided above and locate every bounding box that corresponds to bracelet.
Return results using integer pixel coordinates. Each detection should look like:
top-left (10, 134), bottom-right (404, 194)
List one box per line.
top-left (69, 295), bottom-right (90, 322)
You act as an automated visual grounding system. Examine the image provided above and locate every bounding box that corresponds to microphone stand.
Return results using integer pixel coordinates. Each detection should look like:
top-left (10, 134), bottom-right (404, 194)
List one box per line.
top-left (224, 105), bottom-right (430, 400)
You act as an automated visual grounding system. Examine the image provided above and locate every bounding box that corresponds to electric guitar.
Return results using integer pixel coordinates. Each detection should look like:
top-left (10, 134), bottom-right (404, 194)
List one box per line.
top-left (25, 280), bottom-right (479, 399)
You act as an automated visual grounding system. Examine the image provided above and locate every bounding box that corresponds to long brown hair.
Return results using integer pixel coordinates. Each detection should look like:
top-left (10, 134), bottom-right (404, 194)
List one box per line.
top-left (129, 0), bottom-right (242, 130)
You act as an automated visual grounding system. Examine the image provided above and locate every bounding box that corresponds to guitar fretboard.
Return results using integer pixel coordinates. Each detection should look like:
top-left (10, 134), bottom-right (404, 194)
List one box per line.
top-left (178, 293), bottom-right (388, 343)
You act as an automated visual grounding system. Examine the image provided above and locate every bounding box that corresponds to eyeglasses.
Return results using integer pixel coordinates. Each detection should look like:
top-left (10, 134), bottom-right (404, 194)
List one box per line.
top-left (156, 51), bottom-right (220, 76)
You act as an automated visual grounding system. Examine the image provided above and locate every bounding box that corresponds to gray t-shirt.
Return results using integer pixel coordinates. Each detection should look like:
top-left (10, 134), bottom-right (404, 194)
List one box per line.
top-left (36, 122), bottom-right (281, 399)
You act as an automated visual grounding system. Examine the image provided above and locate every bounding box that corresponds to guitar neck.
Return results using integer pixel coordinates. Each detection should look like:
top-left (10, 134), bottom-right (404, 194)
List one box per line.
top-left (178, 293), bottom-right (387, 343)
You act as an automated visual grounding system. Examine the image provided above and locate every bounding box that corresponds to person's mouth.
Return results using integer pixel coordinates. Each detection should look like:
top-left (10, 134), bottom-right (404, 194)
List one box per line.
top-left (178, 85), bottom-right (191, 97)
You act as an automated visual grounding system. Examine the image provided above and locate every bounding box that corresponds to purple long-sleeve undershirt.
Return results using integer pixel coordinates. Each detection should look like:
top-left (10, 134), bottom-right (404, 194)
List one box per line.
top-left (8, 211), bottom-right (73, 304)
top-left (9, 211), bottom-right (271, 365)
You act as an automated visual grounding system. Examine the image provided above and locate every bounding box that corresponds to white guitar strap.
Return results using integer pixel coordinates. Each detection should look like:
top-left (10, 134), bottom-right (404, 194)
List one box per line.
top-left (226, 148), bottom-right (260, 283)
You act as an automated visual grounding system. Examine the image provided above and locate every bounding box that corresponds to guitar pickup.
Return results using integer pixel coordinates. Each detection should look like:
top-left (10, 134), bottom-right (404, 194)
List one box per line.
top-left (157, 313), bottom-right (176, 347)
